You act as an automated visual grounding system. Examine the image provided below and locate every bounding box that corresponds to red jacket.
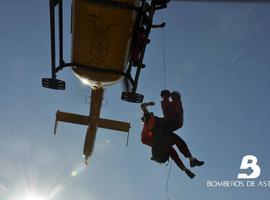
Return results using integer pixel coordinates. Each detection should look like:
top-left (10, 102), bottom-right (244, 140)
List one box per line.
top-left (141, 114), bottom-right (155, 146)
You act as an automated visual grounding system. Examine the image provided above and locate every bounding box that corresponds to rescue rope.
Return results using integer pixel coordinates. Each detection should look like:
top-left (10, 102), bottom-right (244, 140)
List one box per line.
top-left (161, 11), bottom-right (167, 89)
top-left (161, 11), bottom-right (172, 200)
top-left (166, 159), bottom-right (172, 200)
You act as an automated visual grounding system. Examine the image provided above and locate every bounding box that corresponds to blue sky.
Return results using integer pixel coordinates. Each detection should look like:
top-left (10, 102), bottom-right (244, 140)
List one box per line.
top-left (0, 0), bottom-right (270, 200)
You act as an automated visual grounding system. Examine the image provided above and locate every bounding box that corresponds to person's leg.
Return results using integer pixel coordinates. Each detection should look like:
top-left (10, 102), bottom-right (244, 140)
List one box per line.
top-left (169, 146), bottom-right (195, 179)
top-left (154, 117), bottom-right (187, 155)
top-left (171, 133), bottom-right (192, 158)
top-left (169, 146), bottom-right (185, 170)
top-left (171, 133), bottom-right (204, 167)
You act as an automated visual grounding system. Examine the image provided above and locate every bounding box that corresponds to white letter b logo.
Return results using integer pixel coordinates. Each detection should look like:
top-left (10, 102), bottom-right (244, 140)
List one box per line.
top-left (238, 155), bottom-right (261, 179)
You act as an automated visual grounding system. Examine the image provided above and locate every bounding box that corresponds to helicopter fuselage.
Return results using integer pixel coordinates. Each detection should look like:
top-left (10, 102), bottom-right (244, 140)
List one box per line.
top-left (71, 0), bottom-right (139, 88)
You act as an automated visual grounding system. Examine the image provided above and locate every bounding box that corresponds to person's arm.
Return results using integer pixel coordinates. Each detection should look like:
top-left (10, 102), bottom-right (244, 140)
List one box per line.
top-left (151, 22), bottom-right (165, 29)
top-left (141, 102), bottom-right (155, 114)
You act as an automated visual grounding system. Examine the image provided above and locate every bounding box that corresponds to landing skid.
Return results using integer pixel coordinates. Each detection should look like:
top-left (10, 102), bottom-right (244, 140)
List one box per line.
top-left (121, 92), bottom-right (144, 103)
top-left (42, 78), bottom-right (65, 90)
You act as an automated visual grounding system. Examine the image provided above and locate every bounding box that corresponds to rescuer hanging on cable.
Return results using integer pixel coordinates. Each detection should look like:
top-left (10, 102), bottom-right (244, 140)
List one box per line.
top-left (140, 90), bottom-right (204, 179)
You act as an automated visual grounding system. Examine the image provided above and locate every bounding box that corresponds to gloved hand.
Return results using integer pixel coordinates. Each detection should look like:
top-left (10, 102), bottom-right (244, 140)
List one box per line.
top-left (141, 101), bottom-right (155, 108)
top-left (160, 22), bottom-right (166, 28)
top-left (148, 101), bottom-right (155, 106)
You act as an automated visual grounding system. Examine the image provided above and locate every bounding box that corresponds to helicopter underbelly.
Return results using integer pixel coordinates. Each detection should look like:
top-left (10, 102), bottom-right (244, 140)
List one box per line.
top-left (73, 71), bottom-right (119, 88)
top-left (71, 0), bottom-right (139, 87)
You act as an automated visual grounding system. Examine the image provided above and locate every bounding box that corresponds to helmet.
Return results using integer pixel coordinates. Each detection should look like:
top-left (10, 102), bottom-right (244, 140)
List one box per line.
top-left (160, 90), bottom-right (170, 98)
top-left (171, 91), bottom-right (181, 100)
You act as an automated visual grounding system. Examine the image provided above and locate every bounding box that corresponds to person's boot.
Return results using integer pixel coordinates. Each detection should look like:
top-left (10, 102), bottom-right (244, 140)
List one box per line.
top-left (184, 168), bottom-right (195, 179)
top-left (190, 158), bottom-right (204, 168)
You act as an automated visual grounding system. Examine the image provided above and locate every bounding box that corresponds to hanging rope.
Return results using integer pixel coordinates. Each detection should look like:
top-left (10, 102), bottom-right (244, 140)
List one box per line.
top-left (166, 159), bottom-right (172, 200)
top-left (161, 11), bottom-right (167, 89)
top-left (161, 10), bottom-right (172, 200)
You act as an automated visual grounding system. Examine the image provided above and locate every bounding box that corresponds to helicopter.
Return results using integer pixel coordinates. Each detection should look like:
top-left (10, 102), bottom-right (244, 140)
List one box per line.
top-left (42, 0), bottom-right (169, 162)
top-left (42, 0), bottom-right (269, 163)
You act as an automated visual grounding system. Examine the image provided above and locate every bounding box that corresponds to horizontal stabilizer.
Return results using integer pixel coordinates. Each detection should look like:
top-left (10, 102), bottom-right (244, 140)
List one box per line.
top-left (55, 110), bottom-right (130, 133)
top-left (98, 118), bottom-right (130, 132)
top-left (56, 110), bottom-right (89, 126)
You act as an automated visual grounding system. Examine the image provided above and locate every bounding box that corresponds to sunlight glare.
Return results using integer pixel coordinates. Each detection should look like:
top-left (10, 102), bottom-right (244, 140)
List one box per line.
top-left (70, 162), bottom-right (87, 177)
top-left (22, 193), bottom-right (46, 200)
top-left (80, 77), bottom-right (90, 85)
